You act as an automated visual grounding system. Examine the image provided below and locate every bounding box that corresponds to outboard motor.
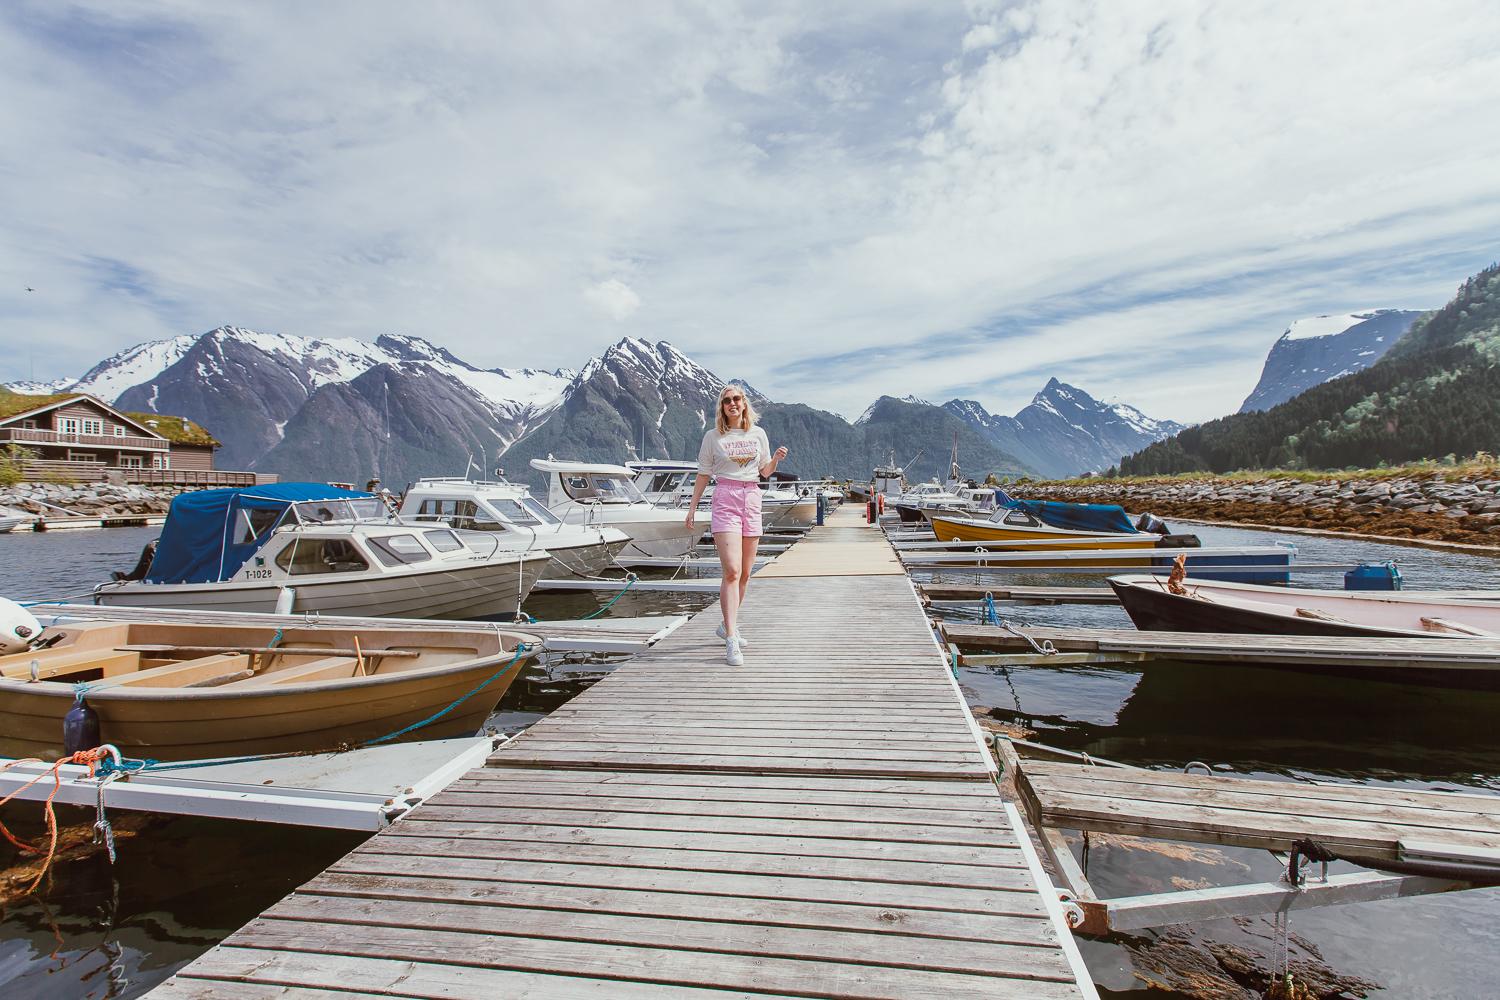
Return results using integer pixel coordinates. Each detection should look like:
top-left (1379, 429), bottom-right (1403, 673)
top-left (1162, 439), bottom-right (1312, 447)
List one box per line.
top-left (0, 596), bottom-right (42, 655)
top-left (112, 539), bottom-right (158, 582)
top-left (1135, 512), bottom-right (1170, 536)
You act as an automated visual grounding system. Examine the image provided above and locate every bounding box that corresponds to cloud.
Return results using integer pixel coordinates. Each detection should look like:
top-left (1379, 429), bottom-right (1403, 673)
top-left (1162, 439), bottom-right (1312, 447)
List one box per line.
top-left (1, 1), bottom-right (1498, 425)
top-left (584, 278), bottom-right (641, 321)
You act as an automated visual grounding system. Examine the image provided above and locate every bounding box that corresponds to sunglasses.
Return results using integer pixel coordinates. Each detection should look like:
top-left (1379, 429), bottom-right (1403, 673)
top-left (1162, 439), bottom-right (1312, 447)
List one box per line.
top-left (722, 395), bottom-right (744, 405)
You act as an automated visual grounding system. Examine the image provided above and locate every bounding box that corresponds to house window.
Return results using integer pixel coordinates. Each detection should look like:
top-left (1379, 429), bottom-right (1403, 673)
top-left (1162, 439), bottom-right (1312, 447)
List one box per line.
top-left (114, 426), bottom-right (125, 437)
top-left (152, 454), bottom-right (170, 470)
top-left (20, 419), bottom-right (37, 429)
top-left (81, 419), bottom-right (103, 436)
top-left (119, 456), bottom-right (144, 468)
top-left (68, 451), bottom-right (97, 462)
top-left (59, 417), bottom-right (80, 435)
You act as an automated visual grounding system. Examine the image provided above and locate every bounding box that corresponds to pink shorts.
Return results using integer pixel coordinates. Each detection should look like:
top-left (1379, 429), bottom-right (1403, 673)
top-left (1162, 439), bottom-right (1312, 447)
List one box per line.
top-left (710, 479), bottom-right (763, 537)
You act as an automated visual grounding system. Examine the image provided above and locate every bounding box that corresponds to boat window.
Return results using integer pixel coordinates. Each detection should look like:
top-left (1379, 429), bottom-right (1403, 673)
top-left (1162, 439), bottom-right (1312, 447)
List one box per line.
top-left (1000, 509), bottom-right (1041, 527)
top-left (349, 498), bottom-right (388, 520)
top-left (367, 534), bottom-right (433, 567)
top-left (274, 538), bottom-right (371, 575)
top-left (232, 507), bottom-right (283, 544)
top-left (519, 497), bottom-right (560, 524)
top-left (589, 475), bottom-right (645, 503)
top-left (486, 498), bottom-right (541, 526)
top-left (646, 472), bottom-right (685, 495)
top-left (561, 475), bottom-right (598, 501)
top-left (296, 500), bottom-right (355, 524)
top-left (424, 529), bottom-right (464, 553)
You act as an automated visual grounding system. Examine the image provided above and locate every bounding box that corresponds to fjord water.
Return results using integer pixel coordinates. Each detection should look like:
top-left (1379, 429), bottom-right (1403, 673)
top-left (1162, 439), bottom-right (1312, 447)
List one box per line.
top-left (2, 523), bottom-right (1500, 997)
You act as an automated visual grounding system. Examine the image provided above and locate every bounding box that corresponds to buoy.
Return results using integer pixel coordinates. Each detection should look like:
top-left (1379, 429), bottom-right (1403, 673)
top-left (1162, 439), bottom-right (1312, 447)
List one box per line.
top-left (274, 587), bottom-right (296, 615)
top-left (0, 596), bottom-right (41, 655)
top-left (63, 689), bottom-right (101, 755)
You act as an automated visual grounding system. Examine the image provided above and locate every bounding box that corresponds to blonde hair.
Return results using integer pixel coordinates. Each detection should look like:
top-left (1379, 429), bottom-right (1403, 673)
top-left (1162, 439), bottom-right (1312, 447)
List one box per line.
top-left (715, 383), bottom-right (757, 434)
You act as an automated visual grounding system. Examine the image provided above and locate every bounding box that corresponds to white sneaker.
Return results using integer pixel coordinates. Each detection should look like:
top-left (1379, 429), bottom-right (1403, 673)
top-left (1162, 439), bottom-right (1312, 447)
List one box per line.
top-left (724, 636), bottom-right (744, 666)
top-left (715, 623), bottom-right (749, 646)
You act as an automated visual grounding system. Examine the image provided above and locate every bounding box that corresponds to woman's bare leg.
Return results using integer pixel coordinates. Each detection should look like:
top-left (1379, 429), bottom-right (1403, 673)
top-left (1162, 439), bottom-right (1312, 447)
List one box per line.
top-left (715, 531), bottom-right (744, 636)
top-left (738, 535), bottom-right (760, 609)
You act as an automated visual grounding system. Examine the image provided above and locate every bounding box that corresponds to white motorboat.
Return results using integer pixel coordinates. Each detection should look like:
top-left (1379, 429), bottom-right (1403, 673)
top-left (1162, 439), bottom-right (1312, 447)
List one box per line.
top-left (398, 477), bottom-right (629, 580)
top-left (530, 459), bottom-right (699, 560)
top-left (0, 514), bottom-right (27, 534)
top-left (94, 483), bottom-right (551, 619)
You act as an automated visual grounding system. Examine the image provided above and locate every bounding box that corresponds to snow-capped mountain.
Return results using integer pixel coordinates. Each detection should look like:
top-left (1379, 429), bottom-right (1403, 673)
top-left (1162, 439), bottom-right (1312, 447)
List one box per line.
top-left (1238, 309), bottom-right (1423, 413)
top-left (503, 342), bottom-right (1030, 487)
top-left (61, 326), bottom-right (572, 471)
top-left (944, 379), bottom-right (1184, 478)
top-left (3, 377), bottom-right (77, 395)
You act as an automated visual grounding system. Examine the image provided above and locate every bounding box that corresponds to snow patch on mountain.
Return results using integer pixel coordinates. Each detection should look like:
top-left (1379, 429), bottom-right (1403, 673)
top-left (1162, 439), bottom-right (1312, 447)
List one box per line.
top-left (71, 334), bottom-right (199, 402)
top-left (3, 378), bottom-right (77, 395)
top-left (1282, 312), bottom-right (1384, 341)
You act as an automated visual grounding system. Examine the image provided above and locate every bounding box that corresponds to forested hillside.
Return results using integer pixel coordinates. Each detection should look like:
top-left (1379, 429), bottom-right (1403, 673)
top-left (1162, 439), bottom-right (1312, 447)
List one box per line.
top-left (1121, 264), bottom-right (1500, 474)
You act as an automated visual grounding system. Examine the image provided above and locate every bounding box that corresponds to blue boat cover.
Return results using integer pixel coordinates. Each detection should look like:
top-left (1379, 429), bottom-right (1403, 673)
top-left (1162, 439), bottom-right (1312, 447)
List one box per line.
top-left (993, 489), bottom-right (1136, 534)
top-left (146, 483), bottom-right (373, 584)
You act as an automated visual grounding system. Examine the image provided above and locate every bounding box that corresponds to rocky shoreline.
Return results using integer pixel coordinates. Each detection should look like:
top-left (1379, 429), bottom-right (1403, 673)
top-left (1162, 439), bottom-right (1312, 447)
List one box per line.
top-left (1015, 472), bottom-right (1500, 549)
top-left (0, 483), bottom-right (184, 522)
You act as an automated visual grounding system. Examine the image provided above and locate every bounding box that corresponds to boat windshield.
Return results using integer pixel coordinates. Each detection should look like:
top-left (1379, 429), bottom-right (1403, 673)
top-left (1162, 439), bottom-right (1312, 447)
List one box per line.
top-left (561, 473), bottom-right (647, 504)
top-left (292, 498), bottom-right (389, 524)
top-left (518, 496), bottom-right (561, 524)
top-left (484, 497), bottom-right (542, 526)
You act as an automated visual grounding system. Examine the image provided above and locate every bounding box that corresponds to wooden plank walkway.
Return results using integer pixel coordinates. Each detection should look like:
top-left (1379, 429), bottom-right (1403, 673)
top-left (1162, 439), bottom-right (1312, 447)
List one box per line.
top-left (921, 584), bottom-right (1120, 605)
top-left (149, 504), bottom-right (1097, 999)
top-left (1017, 760), bottom-right (1500, 863)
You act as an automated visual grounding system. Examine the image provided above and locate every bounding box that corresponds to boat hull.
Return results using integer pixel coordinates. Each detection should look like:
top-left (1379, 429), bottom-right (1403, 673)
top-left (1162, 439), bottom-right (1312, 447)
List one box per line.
top-left (1109, 578), bottom-right (1393, 638)
top-left (0, 622), bottom-right (536, 761)
top-left (928, 515), bottom-right (1159, 549)
top-left (97, 553), bottom-right (550, 620)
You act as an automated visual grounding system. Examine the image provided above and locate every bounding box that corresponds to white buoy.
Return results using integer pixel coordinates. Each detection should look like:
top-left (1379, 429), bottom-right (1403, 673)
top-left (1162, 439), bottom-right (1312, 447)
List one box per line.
top-left (0, 597), bottom-right (42, 655)
top-left (274, 587), bottom-right (296, 615)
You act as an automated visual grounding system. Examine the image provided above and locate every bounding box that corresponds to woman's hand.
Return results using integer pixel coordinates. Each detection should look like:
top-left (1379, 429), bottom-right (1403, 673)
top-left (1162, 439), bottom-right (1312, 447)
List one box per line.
top-left (685, 510), bottom-right (696, 531)
top-left (773, 446), bottom-right (788, 462)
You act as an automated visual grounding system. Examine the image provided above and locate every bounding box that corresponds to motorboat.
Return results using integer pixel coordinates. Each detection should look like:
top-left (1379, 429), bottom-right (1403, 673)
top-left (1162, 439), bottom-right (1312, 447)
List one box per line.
top-left (530, 459), bottom-right (699, 560)
top-left (0, 616), bottom-right (538, 761)
top-left (397, 477), bottom-right (629, 580)
top-left (1110, 574), bottom-right (1500, 639)
top-left (0, 514), bottom-right (27, 534)
top-left (93, 483), bottom-right (551, 618)
top-left (929, 493), bottom-right (1197, 551)
top-left (892, 481), bottom-right (965, 523)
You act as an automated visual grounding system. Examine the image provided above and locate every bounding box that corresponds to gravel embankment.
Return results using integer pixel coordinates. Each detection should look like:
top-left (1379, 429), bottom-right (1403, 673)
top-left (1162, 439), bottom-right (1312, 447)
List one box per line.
top-left (1013, 474), bottom-right (1500, 548)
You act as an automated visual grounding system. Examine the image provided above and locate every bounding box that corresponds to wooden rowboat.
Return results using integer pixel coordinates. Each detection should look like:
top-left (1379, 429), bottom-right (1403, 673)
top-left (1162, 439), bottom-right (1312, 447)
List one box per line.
top-left (0, 619), bottom-right (538, 761)
top-left (1109, 573), bottom-right (1500, 639)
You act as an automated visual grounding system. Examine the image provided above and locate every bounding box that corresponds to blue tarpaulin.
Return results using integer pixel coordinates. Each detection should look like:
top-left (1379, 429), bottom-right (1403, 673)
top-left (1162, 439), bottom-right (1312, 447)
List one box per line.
top-left (146, 483), bottom-right (373, 584)
top-left (992, 489), bottom-right (1137, 534)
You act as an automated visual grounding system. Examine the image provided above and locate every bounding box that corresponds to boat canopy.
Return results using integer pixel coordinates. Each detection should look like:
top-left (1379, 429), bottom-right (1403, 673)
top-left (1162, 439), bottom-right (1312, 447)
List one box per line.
top-left (147, 483), bottom-right (374, 584)
top-left (993, 489), bottom-right (1136, 534)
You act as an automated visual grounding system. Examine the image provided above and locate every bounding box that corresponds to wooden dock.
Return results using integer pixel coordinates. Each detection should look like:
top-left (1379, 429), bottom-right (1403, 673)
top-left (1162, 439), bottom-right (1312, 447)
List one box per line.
top-left (149, 504), bottom-right (1098, 999)
top-left (1003, 747), bottom-right (1500, 934)
top-left (921, 584), bottom-right (1120, 605)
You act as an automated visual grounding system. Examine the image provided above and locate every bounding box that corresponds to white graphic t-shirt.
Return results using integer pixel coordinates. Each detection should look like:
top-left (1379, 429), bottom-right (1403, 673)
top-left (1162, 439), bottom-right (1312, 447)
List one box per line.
top-left (697, 427), bottom-right (770, 483)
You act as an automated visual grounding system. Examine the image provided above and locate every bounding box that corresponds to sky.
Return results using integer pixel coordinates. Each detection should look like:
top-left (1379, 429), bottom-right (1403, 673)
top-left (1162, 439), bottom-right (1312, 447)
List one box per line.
top-left (2, 1), bottom-right (1499, 423)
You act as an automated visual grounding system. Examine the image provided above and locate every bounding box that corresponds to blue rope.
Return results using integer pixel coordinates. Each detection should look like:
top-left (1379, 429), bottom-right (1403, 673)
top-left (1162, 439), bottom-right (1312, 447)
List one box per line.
top-left (982, 592), bottom-right (999, 626)
top-left (578, 574), bottom-right (636, 620)
top-left (95, 641), bottom-right (536, 775)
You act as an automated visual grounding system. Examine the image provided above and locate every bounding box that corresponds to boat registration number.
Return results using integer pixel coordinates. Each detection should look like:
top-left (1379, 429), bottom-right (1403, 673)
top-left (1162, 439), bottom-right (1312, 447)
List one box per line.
top-left (245, 569), bottom-right (273, 580)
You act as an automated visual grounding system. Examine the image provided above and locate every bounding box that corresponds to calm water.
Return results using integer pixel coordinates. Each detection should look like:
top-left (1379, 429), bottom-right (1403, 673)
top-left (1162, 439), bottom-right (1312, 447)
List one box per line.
top-left (3, 522), bottom-right (1500, 997)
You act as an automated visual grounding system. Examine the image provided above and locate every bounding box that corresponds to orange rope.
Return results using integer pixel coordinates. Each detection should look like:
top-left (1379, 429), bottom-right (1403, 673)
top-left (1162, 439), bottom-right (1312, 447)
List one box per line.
top-left (0, 747), bottom-right (116, 893)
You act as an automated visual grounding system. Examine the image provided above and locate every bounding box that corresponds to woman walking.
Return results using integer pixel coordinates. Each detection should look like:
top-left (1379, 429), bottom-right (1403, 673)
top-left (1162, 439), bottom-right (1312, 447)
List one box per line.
top-left (686, 385), bottom-right (788, 665)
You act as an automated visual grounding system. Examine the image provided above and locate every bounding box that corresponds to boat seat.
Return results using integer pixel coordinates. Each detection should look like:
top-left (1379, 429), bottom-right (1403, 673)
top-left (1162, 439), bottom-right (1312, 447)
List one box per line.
top-left (101, 653), bottom-right (250, 689)
top-left (1420, 617), bottom-right (1498, 638)
top-left (227, 655), bottom-right (358, 688)
top-left (0, 648), bottom-right (139, 682)
top-left (1295, 607), bottom-right (1352, 624)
